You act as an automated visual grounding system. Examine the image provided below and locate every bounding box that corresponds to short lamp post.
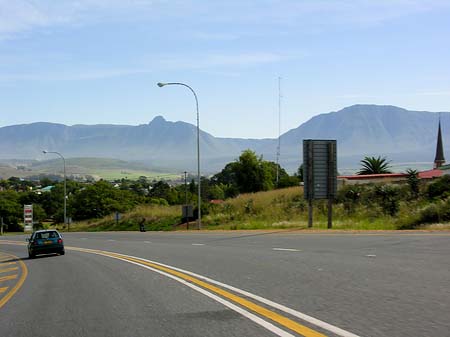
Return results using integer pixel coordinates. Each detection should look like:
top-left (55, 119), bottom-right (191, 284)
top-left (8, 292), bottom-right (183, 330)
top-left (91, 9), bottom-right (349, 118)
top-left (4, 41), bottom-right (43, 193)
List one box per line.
top-left (43, 150), bottom-right (68, 231)
top-left (157, 82), bottom-right (201, 229)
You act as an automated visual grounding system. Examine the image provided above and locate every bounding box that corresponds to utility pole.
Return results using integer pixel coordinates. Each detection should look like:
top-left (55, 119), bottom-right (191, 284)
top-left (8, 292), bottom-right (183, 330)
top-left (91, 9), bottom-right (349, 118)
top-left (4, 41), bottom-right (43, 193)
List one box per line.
top-left (276, 76), bottom-right (282, 187)
top-left (184, 171), bottom-right (188, 205)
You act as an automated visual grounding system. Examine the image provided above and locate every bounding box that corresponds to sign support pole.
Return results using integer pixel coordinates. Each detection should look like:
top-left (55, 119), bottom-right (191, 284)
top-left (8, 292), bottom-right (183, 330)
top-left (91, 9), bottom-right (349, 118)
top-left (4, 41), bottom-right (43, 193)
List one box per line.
top-left (327, 142), bottom-right (335, 229)
top-left (308, 199), bottom-right (313, 228)
top-left (327, 199), bottom-right (333, 229)
top-left (307, 140), bottom-right (314, 228)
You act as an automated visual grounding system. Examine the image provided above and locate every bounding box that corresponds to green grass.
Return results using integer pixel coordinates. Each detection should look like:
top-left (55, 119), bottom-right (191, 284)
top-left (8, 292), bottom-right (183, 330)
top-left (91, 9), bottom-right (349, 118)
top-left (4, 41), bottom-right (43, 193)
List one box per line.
top-left (63, 186), bottom-right (450, 232)
top-left (90, 169), bottom-right (178, 181)
top-left (70, 204), bottom-right (180, 232)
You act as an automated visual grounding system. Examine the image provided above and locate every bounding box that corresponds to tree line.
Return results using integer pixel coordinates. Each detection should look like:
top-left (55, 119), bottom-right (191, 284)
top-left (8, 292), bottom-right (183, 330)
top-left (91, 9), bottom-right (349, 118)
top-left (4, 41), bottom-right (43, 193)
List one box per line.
top-left (0, 150), bottom-right (301, 230)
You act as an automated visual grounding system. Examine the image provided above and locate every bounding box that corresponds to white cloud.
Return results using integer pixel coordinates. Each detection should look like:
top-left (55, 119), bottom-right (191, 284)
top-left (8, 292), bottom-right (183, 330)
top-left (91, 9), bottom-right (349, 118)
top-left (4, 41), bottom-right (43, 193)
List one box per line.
top-left (1, 0), bottom-right (449, 40)
top-left (417, 90), bottom-right (450, 96)
top-left (0, 50), bottom-right (297, 83)
top-left (158, 51), bottom-right (301, 70)
top-left (0, 0), bottom-right (160, 39)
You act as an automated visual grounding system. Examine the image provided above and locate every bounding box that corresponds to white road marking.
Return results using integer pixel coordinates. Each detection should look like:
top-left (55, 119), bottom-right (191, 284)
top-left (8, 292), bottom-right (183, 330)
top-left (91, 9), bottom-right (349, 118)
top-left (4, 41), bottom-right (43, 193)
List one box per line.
top-left (76, 248), bottom-right (361, 337)
top-left (3, 240), bottom-right (361, 337)
top-left (144, 241), bottom-right (152, 244)
top-left (365, 254), bottom-right (377, 257)
top-left (80, 238), bottom-right (87, 240)
top-left (191, 243), bottom-right (205, 246)
top-left (107, 239), bottom-right (116, 242)
top-left (103, 255), bottom-right (296, 337)
top-left (272, 248), bottom-right (301, 252)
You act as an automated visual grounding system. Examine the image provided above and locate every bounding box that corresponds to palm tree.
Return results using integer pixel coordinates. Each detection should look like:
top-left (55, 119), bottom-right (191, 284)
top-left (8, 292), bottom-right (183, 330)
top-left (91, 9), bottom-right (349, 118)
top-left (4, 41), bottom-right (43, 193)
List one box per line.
top-left (358, 156), bottom-right (392, 175)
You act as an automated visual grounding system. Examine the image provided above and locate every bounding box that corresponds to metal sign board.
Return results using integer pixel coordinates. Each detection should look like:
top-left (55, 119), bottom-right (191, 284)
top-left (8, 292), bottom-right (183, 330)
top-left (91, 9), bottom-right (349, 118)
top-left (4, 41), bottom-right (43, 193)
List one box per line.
top-left (303, 140), bottom-right (337, 200)
top-left (24, 204), bottom-right (33, 232)
top-left (182, 205), bottom-right (194, 218)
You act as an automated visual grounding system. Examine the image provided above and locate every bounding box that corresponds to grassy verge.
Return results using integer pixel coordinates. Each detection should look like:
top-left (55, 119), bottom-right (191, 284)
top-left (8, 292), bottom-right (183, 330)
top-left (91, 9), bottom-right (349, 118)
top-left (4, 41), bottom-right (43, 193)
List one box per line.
top-left (69, 204), bottom-right (180, 232)
top-left (63, 186), bottom-right (450, 232)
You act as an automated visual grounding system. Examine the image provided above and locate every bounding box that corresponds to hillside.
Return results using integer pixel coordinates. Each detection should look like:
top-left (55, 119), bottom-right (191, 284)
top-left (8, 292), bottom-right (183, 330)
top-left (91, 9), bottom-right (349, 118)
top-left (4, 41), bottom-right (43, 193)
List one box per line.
top-left (1, 104), bottom-right (449, 174)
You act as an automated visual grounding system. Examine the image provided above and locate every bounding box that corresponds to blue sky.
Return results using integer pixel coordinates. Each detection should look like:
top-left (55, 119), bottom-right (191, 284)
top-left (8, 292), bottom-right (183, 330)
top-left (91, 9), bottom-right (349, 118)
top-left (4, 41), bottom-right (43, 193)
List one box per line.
top-left (1, 0), bottom-right (450, 138)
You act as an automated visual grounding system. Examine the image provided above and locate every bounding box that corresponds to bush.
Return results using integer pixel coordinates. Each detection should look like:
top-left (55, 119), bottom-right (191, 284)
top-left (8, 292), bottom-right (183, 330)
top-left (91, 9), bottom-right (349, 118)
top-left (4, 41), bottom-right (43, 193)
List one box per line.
top-left (427, 175), bottom-right (450, 199)
top-left (337, 185), bottom-right (363, 214)
top-left (374, 185), bottom-right (400, 216)
top-left (398, 199), bottom-right (450, 229)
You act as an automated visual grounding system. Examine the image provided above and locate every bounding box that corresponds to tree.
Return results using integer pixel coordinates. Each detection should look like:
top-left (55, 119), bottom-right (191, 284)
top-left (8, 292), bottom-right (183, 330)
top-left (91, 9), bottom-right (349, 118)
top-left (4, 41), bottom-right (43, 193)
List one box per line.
top-left (234, 150), bottom-right (274, 193)
top-left (71, 180), bottom-right (138, 220)
top-left (0, 191), bottom-right (22, 230)
top-left (295, 164), bottom-right (304, 182)
top-left (358, 156), bottom-right (392, 175)
top-left (406, 169), bottom-right (420, 197)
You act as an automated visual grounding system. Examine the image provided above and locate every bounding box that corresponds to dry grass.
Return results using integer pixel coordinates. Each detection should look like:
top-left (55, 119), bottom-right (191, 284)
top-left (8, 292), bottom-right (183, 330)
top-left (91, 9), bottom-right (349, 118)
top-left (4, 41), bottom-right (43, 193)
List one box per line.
top-left (66, 186), bottom-right (450, 232)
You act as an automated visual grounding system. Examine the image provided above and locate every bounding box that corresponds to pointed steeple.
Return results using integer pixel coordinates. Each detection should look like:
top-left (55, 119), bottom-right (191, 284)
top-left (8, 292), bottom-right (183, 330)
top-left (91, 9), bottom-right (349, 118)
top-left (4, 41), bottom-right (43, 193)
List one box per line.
top-left (434, 116), bottom-right (445, 168)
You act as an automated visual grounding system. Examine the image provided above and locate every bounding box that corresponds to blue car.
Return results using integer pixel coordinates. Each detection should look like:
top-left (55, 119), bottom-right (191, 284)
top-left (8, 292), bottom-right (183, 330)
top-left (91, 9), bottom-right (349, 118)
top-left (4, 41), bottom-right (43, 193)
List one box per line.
top-left (28, 230), bottom-right (65, 258)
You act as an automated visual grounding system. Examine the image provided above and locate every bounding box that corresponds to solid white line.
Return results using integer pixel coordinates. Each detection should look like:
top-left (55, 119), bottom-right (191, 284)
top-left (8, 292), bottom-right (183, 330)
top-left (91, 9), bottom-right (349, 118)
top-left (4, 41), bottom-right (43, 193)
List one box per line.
top-left (144, 241), bottom-right (152, 244)
top-left (107, 239), bottom-right (116, 242)
top-left (77, 249), bottom-right (295, 337)
top-left (272, 248), bottom-right (301, 252)
top-left (76, 249), bottom-right (361, 337)
top-left (191, 243), bottom-right (205, 246)
top-left (365, 254), bottom-right (376, 257)
top-left (7, 241), bottom-right (361, 337)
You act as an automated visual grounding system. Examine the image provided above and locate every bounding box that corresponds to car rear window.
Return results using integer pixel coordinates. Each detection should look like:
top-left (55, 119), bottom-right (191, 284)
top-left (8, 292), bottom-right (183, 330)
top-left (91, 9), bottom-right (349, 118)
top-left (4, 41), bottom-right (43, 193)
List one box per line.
top-left (35, 231), bottom-right (59, 239)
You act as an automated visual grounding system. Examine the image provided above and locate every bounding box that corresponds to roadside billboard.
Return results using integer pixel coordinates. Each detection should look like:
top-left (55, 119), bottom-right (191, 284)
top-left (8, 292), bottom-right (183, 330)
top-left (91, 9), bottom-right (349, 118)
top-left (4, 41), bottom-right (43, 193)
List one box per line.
top-left (24, 204), bottom-right (33, 232)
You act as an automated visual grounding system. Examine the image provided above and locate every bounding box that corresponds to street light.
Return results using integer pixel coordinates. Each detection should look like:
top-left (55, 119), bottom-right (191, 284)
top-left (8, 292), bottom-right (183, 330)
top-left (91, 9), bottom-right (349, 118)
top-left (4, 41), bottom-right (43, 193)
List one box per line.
top-left (43, 150), bottom-right (68, 231)
top-left (157, 82), bottom-right (202, 229)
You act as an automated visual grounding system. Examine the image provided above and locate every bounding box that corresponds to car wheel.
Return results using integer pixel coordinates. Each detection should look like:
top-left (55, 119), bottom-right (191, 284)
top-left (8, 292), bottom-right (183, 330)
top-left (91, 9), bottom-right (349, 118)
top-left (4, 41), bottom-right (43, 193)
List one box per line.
top-left (28, 252), bottom-right (35, 259)
top-left (60, 250), bottom-right (65, 255)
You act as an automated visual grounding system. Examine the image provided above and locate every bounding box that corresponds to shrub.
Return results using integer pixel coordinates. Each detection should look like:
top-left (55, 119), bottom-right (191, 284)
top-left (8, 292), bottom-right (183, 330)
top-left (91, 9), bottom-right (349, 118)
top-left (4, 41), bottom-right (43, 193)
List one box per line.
top-left (374, 185), bottom-right (400, 216)
top-left (337, 185), bottom-right (363, 214)
top-left (427, 175), bottom-right (450, 199)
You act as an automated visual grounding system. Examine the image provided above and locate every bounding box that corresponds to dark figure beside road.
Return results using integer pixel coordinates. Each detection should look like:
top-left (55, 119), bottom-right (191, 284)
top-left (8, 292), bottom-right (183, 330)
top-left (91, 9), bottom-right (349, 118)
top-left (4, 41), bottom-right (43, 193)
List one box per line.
top-left (139, 218), bottom-right (146, 232)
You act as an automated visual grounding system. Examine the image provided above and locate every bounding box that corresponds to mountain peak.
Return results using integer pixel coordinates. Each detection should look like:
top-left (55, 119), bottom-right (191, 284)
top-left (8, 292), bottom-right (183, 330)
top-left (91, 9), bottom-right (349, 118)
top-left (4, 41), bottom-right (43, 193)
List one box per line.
top-left (339, 104), bottom-right (407, 114)
top-left (149, 116), bottom-right (166, 125)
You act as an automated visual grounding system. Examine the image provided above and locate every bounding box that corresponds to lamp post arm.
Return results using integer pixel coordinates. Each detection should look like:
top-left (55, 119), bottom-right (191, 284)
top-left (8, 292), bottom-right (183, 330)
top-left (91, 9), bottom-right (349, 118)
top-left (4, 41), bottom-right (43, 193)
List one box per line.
top-left (157, 82), bottom-right (201, 229)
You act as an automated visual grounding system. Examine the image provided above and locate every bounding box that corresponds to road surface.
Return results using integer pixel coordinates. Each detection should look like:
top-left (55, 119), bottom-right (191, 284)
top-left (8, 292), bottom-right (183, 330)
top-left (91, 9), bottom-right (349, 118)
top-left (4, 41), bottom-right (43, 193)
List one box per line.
top-left (1, 231), bottom-right (449, 336)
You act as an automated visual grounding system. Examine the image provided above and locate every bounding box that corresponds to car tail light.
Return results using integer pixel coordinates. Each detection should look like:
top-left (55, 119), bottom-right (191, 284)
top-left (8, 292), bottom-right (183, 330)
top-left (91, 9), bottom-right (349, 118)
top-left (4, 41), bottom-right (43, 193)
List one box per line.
top-left (58, 239), bottom-right (63, 244)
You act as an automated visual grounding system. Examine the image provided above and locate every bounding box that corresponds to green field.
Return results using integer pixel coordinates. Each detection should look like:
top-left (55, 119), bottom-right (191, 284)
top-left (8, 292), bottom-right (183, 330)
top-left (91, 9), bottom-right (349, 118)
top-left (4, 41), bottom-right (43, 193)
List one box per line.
top-left (1, 157), bottom-right (178, 181)
top-left (88, 169), bottom-right (179, 181)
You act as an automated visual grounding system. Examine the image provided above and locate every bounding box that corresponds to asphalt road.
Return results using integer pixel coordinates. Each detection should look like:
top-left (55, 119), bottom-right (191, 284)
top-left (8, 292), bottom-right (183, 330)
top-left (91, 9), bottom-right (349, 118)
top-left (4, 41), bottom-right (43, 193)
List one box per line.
top-left (1, 231), bottom-right (449, 337)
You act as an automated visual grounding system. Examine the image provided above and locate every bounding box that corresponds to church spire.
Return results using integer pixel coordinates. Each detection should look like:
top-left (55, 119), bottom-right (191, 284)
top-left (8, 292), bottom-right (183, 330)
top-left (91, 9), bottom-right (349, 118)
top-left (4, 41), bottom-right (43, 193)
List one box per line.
top-left (434, 115), bottom-right (445, 169)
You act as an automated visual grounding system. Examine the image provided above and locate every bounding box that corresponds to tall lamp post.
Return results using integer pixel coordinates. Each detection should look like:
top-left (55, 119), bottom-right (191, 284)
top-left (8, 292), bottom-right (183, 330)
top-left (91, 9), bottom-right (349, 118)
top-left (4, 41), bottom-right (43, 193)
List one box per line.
top-left (43, 150), bottom-right (68, 231)
top-left (157, 82), bottom-right (201, 229)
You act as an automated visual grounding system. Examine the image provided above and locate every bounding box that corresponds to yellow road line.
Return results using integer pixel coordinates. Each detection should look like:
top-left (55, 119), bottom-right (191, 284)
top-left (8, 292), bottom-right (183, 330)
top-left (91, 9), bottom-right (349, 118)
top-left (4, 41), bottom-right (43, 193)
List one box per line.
top-left (0, 262), bottom-right (17, 266)
top-left (0, 253), bottom-right (28, 310)
top-left (0, 274), bottom-right (18, 282)
top-left (73, 248), bottom-right (326, 337)
top-left (0, 287), bottom-right (8, 293)
top-left (0, 267), bottom-right (19, 274)
top-left (0, 241), bottom-right (327, 336)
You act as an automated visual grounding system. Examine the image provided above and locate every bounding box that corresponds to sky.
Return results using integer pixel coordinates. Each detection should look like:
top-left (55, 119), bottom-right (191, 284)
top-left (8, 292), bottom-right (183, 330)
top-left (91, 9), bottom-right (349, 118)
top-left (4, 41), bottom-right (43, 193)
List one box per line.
top-left (1, 0), bottom-right (450, 138)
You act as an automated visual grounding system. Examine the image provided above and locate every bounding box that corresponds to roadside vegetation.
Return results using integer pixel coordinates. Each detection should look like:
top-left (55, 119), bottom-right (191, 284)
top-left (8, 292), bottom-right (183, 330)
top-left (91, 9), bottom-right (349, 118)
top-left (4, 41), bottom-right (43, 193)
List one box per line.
top-left (1, 151), bottom-right (449, 232)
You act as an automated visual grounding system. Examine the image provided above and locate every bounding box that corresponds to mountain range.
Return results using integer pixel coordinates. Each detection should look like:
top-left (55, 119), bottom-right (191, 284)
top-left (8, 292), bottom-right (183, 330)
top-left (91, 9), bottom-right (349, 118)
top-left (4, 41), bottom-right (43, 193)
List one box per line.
top-left (1, 104), bottom-right (449, 173)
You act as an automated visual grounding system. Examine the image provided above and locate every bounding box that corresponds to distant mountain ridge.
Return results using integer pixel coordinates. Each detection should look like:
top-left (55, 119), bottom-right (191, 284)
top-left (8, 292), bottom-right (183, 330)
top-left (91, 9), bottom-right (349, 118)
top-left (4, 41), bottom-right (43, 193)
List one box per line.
top-left (1, 104), bottom-right (449, 173)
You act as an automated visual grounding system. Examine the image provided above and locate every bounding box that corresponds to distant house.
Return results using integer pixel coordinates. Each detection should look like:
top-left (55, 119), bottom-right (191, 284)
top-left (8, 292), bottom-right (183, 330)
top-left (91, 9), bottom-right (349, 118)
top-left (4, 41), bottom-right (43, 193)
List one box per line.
top-left (418, 169), bottom-right (443, 180)
top-left (35, 185), bottom-right (54, 194)
top-left (338, 173), bottom-right (408, 186)
top-left (439, 164), bottom-right (450, 176)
